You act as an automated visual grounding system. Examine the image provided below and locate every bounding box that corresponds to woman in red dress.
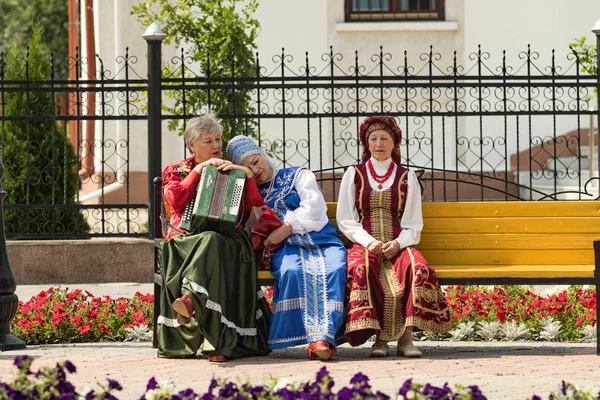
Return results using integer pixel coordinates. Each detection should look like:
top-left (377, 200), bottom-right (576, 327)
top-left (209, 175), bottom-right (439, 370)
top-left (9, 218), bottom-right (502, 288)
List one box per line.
top-left (336, 116), bottom-right (451, 357)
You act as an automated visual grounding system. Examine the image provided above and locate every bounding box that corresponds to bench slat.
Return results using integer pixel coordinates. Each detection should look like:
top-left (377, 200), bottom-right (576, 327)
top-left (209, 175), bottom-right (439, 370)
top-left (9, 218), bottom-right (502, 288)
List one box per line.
top-left (419, 233), bottom-right (598, 250)
top-left (421, 217), bottom-right (600, 234)
top-left (434, 264), bottom-right (595, 279)
top-left (421, 249), bottom-right (593, 266)
top-left (259, 265), bottom-right (595, 281)
top-left (326, 201), bottom-right (600, 219)
top-left (422, 201), bottom-right (600, 218)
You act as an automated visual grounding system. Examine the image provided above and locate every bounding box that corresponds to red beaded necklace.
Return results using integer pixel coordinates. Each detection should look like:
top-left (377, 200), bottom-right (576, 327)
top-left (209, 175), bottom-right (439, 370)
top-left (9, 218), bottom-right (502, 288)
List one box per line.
top-left (367, 159), bottom-right (395, 189)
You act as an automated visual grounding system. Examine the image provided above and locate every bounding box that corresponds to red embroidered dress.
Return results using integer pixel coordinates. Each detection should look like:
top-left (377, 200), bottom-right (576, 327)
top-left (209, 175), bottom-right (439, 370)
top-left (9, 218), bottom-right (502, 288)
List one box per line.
top-left (344, 163), bottom-right (451, 346)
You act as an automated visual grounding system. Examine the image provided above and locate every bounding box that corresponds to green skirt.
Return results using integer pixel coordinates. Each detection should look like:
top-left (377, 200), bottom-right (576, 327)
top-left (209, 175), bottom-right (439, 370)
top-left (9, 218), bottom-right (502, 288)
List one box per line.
top-left (157, 228), bottom-right (271, 359)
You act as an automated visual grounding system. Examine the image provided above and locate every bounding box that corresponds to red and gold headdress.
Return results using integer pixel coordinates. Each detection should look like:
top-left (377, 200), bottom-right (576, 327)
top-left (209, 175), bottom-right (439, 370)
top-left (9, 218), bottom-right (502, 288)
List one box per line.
top-left (358, 116), bottom-right (402, 163)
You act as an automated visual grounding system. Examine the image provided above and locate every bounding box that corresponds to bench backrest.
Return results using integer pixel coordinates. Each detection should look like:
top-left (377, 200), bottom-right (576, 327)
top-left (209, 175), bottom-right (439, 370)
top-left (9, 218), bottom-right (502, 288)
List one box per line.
top-left (166, 199), bottom-right (599, 268)
top-left (326, 201), bottom-right (600, 268)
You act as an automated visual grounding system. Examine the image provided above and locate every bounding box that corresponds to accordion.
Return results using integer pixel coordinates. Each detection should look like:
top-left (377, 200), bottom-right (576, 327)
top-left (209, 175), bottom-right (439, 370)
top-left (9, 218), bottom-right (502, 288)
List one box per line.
top-left (180, 165), bottom-right (246, 236)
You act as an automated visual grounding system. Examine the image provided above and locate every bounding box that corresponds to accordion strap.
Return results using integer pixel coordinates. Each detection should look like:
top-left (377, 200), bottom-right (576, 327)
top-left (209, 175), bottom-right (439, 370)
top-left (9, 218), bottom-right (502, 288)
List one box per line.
top-left (161, 212), bottom-right (191, 237)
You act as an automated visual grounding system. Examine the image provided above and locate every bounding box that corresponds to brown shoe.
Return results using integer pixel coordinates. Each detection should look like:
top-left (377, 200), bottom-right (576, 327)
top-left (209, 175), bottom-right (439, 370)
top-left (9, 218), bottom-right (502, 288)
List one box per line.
top-left (172, 295), bottom-right (194, 325)
top-left (208, 354), bottom-right (228, 362)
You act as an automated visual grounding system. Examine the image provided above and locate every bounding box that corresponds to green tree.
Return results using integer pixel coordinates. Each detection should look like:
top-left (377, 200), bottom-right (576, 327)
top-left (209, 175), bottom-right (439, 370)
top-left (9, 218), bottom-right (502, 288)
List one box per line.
top-left (570, 36), bottom-right (597, 75)
top-left (2, 24), bottom-right (83, 236)
top-left (131, 0), bottom-right (260, 140)
top-left (0, 0), bottom-right (68, 79)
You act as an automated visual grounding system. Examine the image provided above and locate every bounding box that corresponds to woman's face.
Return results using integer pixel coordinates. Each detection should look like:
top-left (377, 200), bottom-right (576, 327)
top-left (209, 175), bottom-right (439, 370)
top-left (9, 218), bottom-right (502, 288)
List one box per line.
top-left (189, 132), bottom-right (222, 163)
top-left (241, 154), bottom-right (273, 185)
top-left (367, 129), bottom-right (395, 161)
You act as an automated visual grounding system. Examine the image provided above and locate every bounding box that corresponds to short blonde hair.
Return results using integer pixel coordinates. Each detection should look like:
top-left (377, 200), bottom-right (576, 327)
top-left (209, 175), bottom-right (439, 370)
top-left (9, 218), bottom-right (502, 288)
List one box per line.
top-left (184, 112), bottom-right (223, 150)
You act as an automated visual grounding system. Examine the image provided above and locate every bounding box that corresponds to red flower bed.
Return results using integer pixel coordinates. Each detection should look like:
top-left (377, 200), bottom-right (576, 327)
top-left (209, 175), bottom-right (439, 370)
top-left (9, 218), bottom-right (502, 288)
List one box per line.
top-left (10, 285), bottom-right (596, 344)
top-left (444, 285), bottom-right (596, 340)
top-left (11, 287), bottom-right (153, 344)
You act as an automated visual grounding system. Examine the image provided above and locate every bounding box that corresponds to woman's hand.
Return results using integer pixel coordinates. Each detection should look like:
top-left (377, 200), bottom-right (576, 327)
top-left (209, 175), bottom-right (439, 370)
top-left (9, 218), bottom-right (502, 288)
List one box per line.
top-left (367, 240), bottom-right (384, 256)
top-left (264, 223), bottom-right (293, 246)
top-left (382, 240), bottom-right (401, 259)
top-left (193, 158), bottom-right (231, 174)
top-left (218, 163), bottom-right (253, 178)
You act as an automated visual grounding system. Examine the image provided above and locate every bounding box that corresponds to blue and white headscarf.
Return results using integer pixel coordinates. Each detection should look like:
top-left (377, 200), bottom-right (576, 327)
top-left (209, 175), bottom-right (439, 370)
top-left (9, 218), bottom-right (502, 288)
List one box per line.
top-left (226, 135), bottom-right (269, 165)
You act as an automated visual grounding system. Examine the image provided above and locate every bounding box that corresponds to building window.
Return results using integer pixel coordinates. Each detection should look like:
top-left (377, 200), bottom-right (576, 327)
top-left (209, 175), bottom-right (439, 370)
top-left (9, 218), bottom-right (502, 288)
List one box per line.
top-left (345, 0), bottom-right (444, 21)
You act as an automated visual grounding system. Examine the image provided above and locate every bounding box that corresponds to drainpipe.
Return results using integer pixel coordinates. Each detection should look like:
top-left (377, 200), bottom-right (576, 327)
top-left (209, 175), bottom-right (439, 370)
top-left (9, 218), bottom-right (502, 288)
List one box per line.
top-left (79, 0), bottom-right (126, 203)
top-left (589, 106), bottom-right (595, 187)
top-left (79, 0), bottom-right (95, 181)
top-left (67, 0), bottom-right (79, 152)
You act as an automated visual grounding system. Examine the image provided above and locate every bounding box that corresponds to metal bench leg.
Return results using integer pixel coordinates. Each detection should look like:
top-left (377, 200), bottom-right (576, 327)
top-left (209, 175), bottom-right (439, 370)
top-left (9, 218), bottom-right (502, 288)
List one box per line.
top-left (593, 240), bottom-right (600, 355)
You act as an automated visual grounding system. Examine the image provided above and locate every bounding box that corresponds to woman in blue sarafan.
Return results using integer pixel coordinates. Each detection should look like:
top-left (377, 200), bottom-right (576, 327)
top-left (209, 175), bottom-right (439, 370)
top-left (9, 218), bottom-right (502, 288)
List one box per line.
top-left (227, 135), bottom-right (347, 361)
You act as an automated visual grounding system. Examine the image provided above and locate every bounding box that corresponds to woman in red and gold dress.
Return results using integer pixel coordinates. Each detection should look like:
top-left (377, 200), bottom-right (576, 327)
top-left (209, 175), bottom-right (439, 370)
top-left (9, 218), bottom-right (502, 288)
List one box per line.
top-left (336, 115), bottom-right (450, 358)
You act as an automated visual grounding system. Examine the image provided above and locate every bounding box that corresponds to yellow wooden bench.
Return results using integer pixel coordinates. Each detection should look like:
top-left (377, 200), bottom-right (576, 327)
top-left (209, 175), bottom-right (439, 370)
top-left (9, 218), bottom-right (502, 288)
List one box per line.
top-left (153, 179), bottom-right (600, 354)
top-left (257, 201), bottom-right (599, 285)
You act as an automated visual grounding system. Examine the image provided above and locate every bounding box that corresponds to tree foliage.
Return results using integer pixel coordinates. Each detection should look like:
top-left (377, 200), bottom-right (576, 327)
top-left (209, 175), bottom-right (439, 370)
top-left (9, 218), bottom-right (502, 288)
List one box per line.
top-left (131, 0), bottom-right (260, 141)
top-left (2, 24), bottom-right (83, 236)
top-left (0, 0), bottom-right (68, 79)
top-left (570, 36), bottom-right (597, 75)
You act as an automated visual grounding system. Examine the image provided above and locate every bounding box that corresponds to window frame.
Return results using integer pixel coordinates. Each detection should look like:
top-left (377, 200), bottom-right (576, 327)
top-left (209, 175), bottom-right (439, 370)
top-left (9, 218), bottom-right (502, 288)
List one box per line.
top-left (344, 0), bottom-right (445, 22)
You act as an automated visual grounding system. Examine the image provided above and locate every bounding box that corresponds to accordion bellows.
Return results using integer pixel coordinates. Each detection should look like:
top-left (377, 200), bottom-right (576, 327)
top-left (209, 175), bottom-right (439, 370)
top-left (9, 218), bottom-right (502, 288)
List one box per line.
top-left (180, 166), bottom-right (246, 235)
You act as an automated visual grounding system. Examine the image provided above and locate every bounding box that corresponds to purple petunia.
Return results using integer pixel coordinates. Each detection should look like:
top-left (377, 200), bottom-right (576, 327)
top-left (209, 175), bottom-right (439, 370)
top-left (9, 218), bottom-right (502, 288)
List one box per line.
top-left (13, 355), bottom-right (31, 373)
top-left (398, 379), bottom-right (413, 398)
top-left (316, 366), bottom-right (329, 383)
top-left (207, 377), bottom-right (218, 393)
top-left (561, 381), bottom-right (568, 395)
top-left (350, 372), bottom-right (370, 386)
top-left (63, 360), bottom-right (76, 374)
top-left (107, 378), bottom-right (123, 391)
top-left (146, 377), bottom-right (158, 391)
top-left (469, 385), bottom-right (487, 400)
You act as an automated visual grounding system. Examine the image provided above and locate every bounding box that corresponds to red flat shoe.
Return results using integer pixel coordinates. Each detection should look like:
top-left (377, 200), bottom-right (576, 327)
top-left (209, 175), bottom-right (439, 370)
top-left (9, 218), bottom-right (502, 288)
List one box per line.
top-left (307, 340), bottom-right (336, 361)
top-left (172, 295), bottom-right (194, 325)
top-left (208, 354), bottom-right (228, 362)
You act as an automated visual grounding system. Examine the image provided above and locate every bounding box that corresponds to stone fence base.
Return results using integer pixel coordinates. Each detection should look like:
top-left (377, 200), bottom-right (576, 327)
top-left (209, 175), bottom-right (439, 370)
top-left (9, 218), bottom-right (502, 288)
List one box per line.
top-left (6, 239), bottom-right (154, 285)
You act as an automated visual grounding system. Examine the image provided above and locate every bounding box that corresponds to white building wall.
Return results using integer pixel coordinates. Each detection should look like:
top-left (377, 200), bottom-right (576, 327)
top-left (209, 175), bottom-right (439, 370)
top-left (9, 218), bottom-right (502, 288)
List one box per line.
top-left (83, 0), bottom-right (181, 175)
top-left (460, 0), bottom-right (600, 172)
top-left (87, 0), bottom-right (600, 174)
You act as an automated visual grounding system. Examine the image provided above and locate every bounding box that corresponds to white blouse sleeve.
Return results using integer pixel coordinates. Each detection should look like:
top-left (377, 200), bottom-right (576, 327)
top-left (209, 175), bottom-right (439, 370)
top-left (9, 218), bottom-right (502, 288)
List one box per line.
top-left (283, 169), bottom-right (329, 234)
top-left (335, 167), bottom-right (377, 248)
top-left (395, 170), bottom-right (423, 248)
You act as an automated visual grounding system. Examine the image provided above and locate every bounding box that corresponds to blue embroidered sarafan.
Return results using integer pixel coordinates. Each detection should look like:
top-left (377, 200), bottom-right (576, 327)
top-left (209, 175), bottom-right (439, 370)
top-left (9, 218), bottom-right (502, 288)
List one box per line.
top-left (258, 167), bottom-right (347, 349)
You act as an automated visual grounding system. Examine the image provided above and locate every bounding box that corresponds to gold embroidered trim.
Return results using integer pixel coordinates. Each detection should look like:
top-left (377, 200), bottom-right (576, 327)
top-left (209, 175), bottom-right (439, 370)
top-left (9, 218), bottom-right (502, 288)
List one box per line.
top-left (349, 290), bottom-right (370, 302)
top-left (405, 315), bottom-right (451, 333)
top-left (379, 258), bottom-right (404, 341)
top-left (348, 249), bottom-right (374, 315)
top-left (346, 317), bottom-right (381, 333)
top-left (397, 169), bottom-right (408, 214)
top-left (407, 247), bottom-right (450, 315)
top-left (355, 167), bottom-right (365, 224)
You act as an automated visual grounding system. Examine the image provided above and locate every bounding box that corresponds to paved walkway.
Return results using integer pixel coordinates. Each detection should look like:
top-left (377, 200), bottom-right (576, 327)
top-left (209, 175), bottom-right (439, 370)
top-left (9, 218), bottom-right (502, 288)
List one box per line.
top-left (4, 283), bottom-right (599, 399)
top-left (1, 341), bottom-right (598, 399)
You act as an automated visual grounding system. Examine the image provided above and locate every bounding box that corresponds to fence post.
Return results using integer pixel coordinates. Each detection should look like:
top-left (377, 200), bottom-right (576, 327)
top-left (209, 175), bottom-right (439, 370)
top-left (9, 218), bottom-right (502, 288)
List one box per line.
top-left (0, 160), bottom-right (26, 350)
top-left (593, 20), bottom-right (600, 182)
top-left (143, 23), bottom-right (166, 240)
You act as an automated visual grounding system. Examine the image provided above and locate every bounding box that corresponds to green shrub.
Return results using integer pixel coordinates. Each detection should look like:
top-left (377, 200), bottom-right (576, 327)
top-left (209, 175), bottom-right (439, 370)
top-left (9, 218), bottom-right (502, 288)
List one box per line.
top-left (1, 23), bottom-right (85, 236)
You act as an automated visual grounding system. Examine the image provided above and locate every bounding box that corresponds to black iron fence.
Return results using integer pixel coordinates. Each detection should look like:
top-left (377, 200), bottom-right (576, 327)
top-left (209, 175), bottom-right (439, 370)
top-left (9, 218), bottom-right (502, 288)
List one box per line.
top-left (1, 31), bottom-right (599, 239)
top-left (0, 49), bottom-right (148, 239)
